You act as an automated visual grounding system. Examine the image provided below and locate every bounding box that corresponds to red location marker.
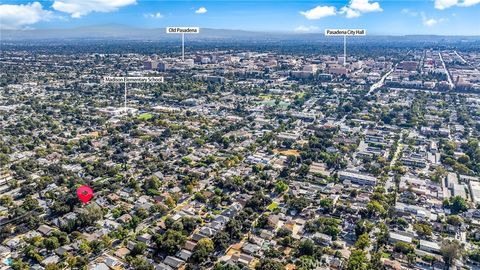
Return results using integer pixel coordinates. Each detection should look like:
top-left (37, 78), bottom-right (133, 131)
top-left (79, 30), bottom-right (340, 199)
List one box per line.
top-left (77, 185), bottom-right (93, 204)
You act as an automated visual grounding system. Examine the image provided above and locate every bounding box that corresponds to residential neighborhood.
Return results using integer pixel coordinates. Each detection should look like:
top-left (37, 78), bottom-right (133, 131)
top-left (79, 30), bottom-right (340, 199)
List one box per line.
top-left (1, 39), bottom-right (480, 270)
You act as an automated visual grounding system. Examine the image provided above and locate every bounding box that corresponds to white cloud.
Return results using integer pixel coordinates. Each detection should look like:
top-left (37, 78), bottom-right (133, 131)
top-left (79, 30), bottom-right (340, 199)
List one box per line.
top-left (348, 0), bottom-right (382, 12)
top-left (401, 8), bottom-right (419, 16)
top-left (300, 6), bottom-right (336, 20)
top-left (294, 25), bottom-right (320, 33)
top-left (0, 2), bottom-right (52, 29)
top-left (423, 18), bottom-right (440, 26)
top-left (340, 7), bottom-right (361, 18)
top-left (421, 12), bottom-right (446, 26)
top-left (458, 0), bottom-right (480, 6)
top-left (434, 0), bottom-right (480, 9)
top-left (144, 12), bottom-right (163, 19)
top-left (195, 7), bottom-right (207, 14)
top-left (52, 0), bottom-right (136, 18)
top-left (434, 0), bottom-right (458, 9)
top-left (340, 0), bottom-right (382, 18)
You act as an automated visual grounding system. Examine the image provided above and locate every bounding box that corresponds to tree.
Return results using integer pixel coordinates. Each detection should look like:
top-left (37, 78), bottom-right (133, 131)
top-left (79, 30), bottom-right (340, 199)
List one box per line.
top-left (255, 259), bottom-right (284, 270)
top-left (77, 203), bottom-right (103, 227)
top-left (155, 229), bottom-right (186, 255)
top-left (275, 180), bottom-right (288, 193)
top-left (22, 195), bottom-right (40, 211)
top-left (446, 215), bottom-right (463, 226)
top-left (44, 237), bottom-right (60, 250)
top-left (450, 196), bottom-right (468, 214)
top-left (354, 220), bottom-right (373, 238)
top-left (368, 251), bottom-right (382, 270)
top-left (287, 195), bottom-right (310, 213)
top-left (298, 164), bottom-right (310, 176)
top-left (11, 259), bottom-right (30, 270)
top-left (430, 167), bottom-right (446, 182)
top-left (366, 200), bottom-right (386, 217)
top-left (256, 214), bottom-right (270, 229)
top-left (346, 249), bottom-right (368, 270)
top-left (64, 253), bottom-right (77, 268)
top-left (394, 242), bottom-right (414, 254)
top-left (468, 248), bottom-right (480, 264)
top-left (265, 248), bottom-right (283, 258)
top-left (181, 217), bottom-right (198, 234)
top-left (0, 195), bottom-right (13, 207)
top-left (413, 223), bottom-right (432, 237)
top-left (45, 264), bottom-right (60, 270)
top-left (225, 218), bottom-right (242, 240)
top-left (131, 242), bottom-right (147, 256)
top-left (319, 198), bottom-right (334, 212)
top-left (354, 233), bottom-right (370, 250)
top-left (213, 231), bottom-right (230, 251)
top-left (407, 253), bottom-right (416, 266)
top-left (440, 239), bottom-right (462, 267)
top-left (422, 254), bottom-right (436, 266)
top-left (79, 240), bottom-right (91, 255)
top-left (295, 255), bottom-right (317, 270)
top-left (457, 155), bottom-right (470, 164)
top-left (375, 223), bottom-right (389, 249)
top-left (128, 255), bottom-right (154, 270)
top-left (214, 262), bottom-right (241, 270)
top-left (297, 239), bottom-right (316, 256)
top-left (191, 238), bottom-right (214, 263)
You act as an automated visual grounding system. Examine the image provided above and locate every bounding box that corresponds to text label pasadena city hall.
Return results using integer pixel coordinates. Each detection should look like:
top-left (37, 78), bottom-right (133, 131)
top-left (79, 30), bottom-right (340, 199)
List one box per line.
top-left (325, 29), bottom-right (366, 36)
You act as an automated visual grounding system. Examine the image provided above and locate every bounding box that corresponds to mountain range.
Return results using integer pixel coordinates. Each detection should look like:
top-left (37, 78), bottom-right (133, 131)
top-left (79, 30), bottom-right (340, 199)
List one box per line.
top-left (2, 24), bottom-right (479, 42)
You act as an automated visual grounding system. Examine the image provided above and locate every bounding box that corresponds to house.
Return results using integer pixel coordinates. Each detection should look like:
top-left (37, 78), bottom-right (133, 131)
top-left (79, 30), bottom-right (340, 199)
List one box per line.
top-left (104, 220), bottom-right (121, 230)
top-left (268, 214), bottom-right (280, 228)
top-left (114, 247), bottom-right (130, 259)
top-left (389, 232), bottom-right (413, 244)
top-left (154, 263), bottom-right (173, 270)
top-left (321, 254), bottom-right (343, 269)
top-left (241, 243), bottom-right (262, 256)
top-left (176, 249), bottom-right (192, 261)
top-left (382, 258), bottom-right (401, 270)
top-left (90, 263), bottom-right (109, 270)
top-left (312, 233), bottom-right (333, 246)
top-left (339, 170), bottom-right (377, 186)
top-left (191, 233), bottom-right (209, 242)
top-left (55, 245), bottom-right (73, 256)
top-left (0, 245), bottom-right (10, 258)
top-left (5, 237), bottom-right (23, 249)
top-left (260, 230), bottom-right (275, 240)
top-left (230, 253), bottom-right (255, 266)
top-left (419, 240), bottom-right (441, 254)
top-left (41, 255), bottom-right (60, 266)
top-left (104, 256), bottom-right (121, 268)
top-left (183, 240), bottom-right (197, 251)
top-left (164, 256), bottom-right (185, 269)
top-left (117, 214), bottom-right (132, 224)
top-left (199, 226), bottom-right (217, 237)
top-left (37, 225), bottom-right (54, 236)
top-left (137, 233), bottom-right (153, 244)
top-left (249, 235), bottom-right (265, 246)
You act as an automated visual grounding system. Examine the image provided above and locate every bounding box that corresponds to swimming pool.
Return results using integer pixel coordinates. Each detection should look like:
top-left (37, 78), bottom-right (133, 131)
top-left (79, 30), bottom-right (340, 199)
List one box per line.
top-left (2, 258), bottom-right (12, 266)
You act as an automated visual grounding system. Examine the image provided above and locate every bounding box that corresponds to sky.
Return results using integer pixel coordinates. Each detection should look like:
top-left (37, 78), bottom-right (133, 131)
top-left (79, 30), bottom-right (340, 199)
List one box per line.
top-left (1, 0), bottom-right (479, 35)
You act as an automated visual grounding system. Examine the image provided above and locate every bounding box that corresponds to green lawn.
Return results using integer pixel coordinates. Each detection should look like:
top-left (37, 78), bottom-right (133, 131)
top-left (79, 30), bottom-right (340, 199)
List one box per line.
top-left (138, 113), bottom-right (153, 121)
top-left (267, 202), bottom-right (279, 211)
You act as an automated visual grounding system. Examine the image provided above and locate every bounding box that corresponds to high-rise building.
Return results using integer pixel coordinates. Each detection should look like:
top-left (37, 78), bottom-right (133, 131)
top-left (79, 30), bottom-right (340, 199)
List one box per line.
top-left (157, 62), bottom-right (168, 72)
top-left (144, 60), bottom-right (158, 70)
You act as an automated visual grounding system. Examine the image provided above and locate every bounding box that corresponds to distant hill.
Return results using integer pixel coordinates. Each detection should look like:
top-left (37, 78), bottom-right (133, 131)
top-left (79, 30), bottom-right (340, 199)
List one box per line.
top-left (1, 24), bottom-right (479, 42)
top-left (1, 24), bottom-right (286, 41)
